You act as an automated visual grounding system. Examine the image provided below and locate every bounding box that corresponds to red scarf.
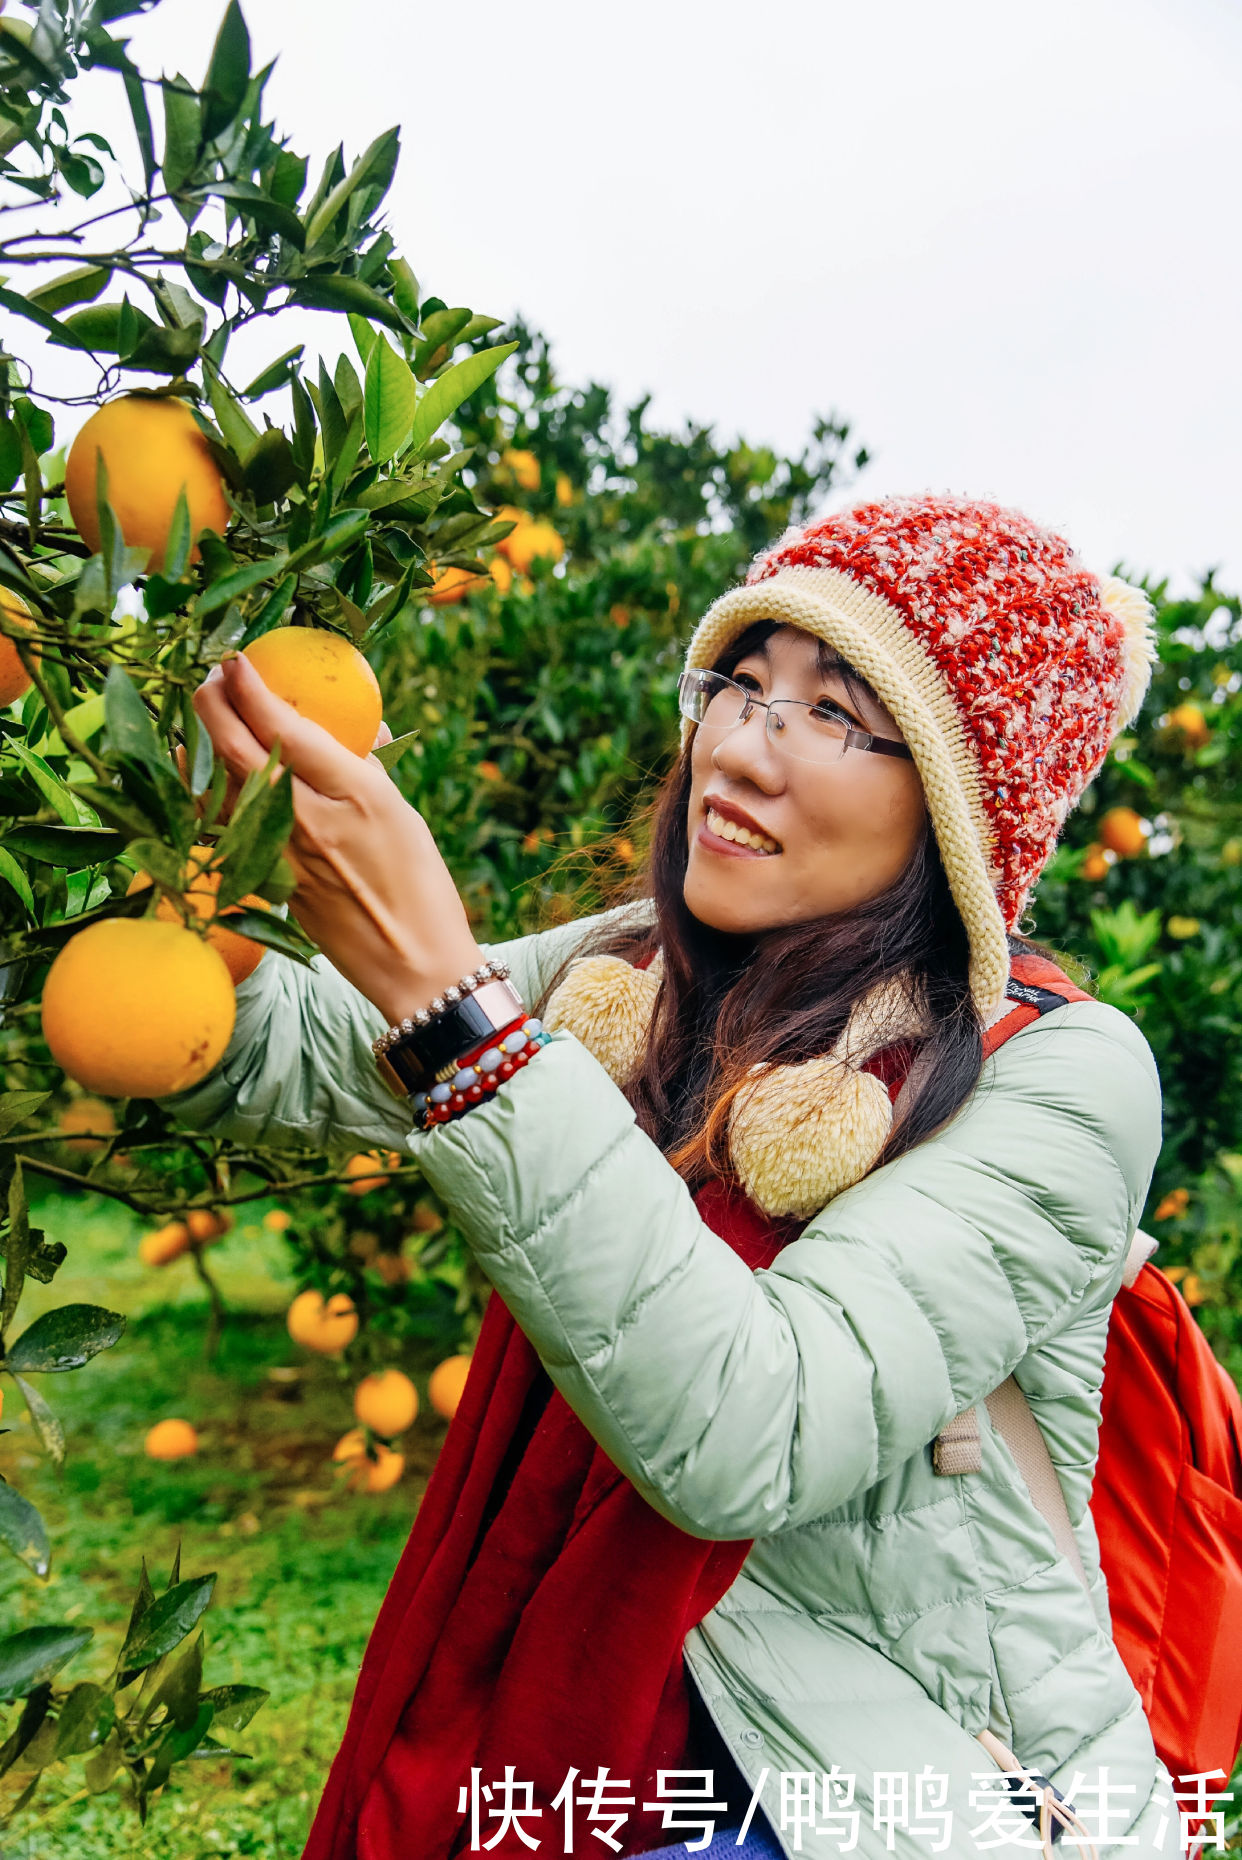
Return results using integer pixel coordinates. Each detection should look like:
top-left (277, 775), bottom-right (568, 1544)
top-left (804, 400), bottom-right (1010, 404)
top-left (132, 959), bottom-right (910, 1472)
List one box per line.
top-left (302, 957), bottom-right (1079, 1860)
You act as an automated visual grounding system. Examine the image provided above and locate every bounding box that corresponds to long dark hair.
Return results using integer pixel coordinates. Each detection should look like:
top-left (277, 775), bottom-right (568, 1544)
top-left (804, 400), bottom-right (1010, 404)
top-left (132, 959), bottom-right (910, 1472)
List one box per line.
top-left (535, 620), bottom-right (996, 1197)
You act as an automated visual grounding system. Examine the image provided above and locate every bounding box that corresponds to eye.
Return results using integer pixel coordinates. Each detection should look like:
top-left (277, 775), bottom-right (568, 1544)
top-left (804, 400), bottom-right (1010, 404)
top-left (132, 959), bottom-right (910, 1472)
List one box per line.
top-left (734, 670), bottom-right (764, 693)
top-left (811, 696), bottom-right (856, 726)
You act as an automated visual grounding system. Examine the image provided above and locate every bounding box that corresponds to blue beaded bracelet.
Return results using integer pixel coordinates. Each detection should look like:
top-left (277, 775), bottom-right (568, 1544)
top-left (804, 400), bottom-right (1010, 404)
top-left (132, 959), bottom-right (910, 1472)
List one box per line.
top-left (412, 1019), bottom-right (551, 1131)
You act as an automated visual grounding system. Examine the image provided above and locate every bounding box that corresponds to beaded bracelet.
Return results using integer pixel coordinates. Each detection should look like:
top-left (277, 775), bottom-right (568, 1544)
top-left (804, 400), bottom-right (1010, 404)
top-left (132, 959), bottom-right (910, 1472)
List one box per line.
top-left (411, 1016), bottom-right (552, 1131)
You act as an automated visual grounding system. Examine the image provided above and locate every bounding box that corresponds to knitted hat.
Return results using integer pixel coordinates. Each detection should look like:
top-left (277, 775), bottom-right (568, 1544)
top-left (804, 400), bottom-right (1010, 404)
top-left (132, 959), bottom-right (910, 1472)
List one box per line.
top-left (679, 494), bottom-right (1159, 1019)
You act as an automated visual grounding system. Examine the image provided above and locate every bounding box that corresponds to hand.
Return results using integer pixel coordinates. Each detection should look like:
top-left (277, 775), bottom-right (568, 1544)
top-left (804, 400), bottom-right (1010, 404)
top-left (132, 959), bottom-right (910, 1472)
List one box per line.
top-left (192, 651), bottom-right (485, 1026)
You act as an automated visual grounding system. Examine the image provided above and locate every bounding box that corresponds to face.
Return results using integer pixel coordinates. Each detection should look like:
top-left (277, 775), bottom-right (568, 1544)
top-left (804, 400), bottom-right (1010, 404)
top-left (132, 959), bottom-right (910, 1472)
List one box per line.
top-left (684, 624), bottom-right (927, 936)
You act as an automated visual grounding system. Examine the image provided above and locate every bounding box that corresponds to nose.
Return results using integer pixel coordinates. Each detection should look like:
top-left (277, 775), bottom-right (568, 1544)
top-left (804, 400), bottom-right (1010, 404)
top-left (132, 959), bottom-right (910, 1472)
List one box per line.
top-left (708, 698), bottom-right (784, 786)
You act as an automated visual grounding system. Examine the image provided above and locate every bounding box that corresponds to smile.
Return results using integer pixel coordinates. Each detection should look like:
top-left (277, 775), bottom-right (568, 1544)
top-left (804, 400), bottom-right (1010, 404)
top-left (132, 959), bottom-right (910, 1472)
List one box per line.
top-left (700, 807), bottom-right (781, 857)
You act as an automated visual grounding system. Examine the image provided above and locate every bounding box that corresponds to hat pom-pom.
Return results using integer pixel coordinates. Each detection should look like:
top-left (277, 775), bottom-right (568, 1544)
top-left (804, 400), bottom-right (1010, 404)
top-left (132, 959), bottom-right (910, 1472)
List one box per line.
top-left (543, 951), bottom-right (662, 1087)
top-left (1100, 574), bottom-right (1159, 730)
top-left (729, 1059), bottom-right (894, 1220)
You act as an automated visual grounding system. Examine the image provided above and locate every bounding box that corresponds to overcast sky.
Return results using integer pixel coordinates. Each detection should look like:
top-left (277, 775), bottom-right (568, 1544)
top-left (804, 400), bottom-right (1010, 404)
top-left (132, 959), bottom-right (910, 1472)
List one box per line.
top-left (29, 0), bottom-right (1242, 594)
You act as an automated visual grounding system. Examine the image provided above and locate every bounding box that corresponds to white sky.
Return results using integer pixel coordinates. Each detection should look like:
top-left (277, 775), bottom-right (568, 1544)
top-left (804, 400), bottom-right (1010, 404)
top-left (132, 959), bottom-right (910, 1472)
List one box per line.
top-left (17, 0), bottom-right (1242, 594)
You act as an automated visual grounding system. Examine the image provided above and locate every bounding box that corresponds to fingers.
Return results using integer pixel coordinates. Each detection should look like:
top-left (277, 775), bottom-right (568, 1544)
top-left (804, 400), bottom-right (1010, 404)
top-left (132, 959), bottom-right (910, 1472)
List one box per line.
top-left (193, 664), bottom-right (273, 785)
top-left (220, 652), bottom-right (364, 796)
top-left (373, 720), bottom-right (393, 749)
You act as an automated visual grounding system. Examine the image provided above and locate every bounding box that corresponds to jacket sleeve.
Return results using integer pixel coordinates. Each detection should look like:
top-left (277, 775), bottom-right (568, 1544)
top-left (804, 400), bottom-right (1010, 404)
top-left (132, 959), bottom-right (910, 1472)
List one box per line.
top-left (157, 898), bottom-right (654, 1149)
top-left (407, 997), bottom-right (1162, 1540)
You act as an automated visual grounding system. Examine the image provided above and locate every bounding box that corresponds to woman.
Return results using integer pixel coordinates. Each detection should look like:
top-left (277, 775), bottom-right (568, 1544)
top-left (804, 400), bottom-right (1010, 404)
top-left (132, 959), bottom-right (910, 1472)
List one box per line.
top-left (174, 495), bottom-right (1173, 1859)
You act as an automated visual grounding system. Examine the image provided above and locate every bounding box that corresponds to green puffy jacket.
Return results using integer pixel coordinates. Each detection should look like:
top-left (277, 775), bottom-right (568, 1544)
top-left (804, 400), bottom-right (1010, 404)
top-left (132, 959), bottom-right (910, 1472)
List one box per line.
top-left (165, 903), bottom-right (1179, 1858)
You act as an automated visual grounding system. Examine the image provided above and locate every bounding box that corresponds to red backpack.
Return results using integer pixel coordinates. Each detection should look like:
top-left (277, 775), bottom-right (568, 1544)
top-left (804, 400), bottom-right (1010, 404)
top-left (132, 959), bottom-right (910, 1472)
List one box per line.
top-left (951, 955), bottom-right (1242, 1790)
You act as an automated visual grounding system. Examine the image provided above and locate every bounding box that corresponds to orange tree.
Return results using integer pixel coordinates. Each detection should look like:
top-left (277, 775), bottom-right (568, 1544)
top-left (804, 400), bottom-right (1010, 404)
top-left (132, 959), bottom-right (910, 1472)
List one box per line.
top-left (0, 0), bottom-right (518, 1822)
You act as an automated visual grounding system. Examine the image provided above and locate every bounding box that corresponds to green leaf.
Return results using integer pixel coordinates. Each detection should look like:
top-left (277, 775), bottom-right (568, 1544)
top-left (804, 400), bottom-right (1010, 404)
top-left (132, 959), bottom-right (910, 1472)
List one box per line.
top-left (371, 727), bottom-right (420, 773)
top-left (0, 287), bottom-right (90, 351)
top-left (201, 0), bottom-right (250, 140)
top-left (190, 180), bottom-right (306, 249)
top-left (289, 374), bottom-right (317, 481)
top-left (7, 1304), bottom-right (126, 1374)
top-left (0, 1626), bottom-right (92, 1700)
top-left (334, 351), bottom-right (362, 419)
top-left (242, 427), bottom-right (298, 503)
top-left (0, 1486), bottom-right (50, 1581)
top-left (243, 346), bottom-right (304, 399)
top-left (12, 1372), bottom-right (64, 1466)
top-left (55, 1683), bottom-right (115, 1759)
top-left (7, 742), bottom-right (87, 825)
top-left (45, 300), bottom-right (126, 353)
top-left (411, 343), bottom-right (518, 452)
top-left (122, 64), bottom-right (156, 194)
top-left (103, 665), bottom-right (163, 767)
top-left (159, 77), bottom-right (202, 194)
top-left (4, 825), bottom-right (124, 866)
top-left (204, 362), bottom-right (260, 455)
top-left (348, 312), bottom-right (378, 366)
top-left (2, 1158), bottom-right (31, 1334)
top-left (288, 274), bottom-right (412, 334)
top-left (198, 1683), bottom-right (269, 1734)
top-left (197, 557), bottom-right (285, 617)
top-left (162, 486), bottom-right (192, 583)
top-left (0, 1092), bottom-right (50, 1139)
top-left (364, 336), bottom-right (416, 463)
top-left (284, 507), bottom-right (369, 572)
top-left (303, 127), bottom-right (399, 248)
top-left (215, 766), bottom-right (294, 906)
top-left (0, 416), bottom-right (21, 492)
top-left (389, 257), bottom-right (419, 325)
top-left (26, 265), bottom-right (111, 316)
top-left (118, 1575), bottom-right (216, 1676)
top-left (213, 904), bottom-right (316, 966)
top-left (122, 318), bottom-right (203, 376)
top-left (238, 572), bottom-right (296, 649)
top-left (0, 846), bottom-right (34, 916)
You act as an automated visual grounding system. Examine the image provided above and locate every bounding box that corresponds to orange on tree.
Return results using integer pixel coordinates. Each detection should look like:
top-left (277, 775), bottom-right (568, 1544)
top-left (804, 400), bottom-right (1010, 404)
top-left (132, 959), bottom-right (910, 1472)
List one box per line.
top-left (500, 447), bottom-right (540, 492)
top-left (1164, 701), bottom-right (1211, 750)
top-left (1098, 807), bottom-right (1148, 859)
top-left (286, 1288), bottom-right (358, 1354)
top-left (241, 628), bottom-right (382, 757)
top-left (41, 917), bottom-right (236, 1098)
top-left (1079, 843), bottom-right (1113, 882)
top-left (65, 395), bottom-right (229, 572)
top-left (343, 1148), bottom-right (402, 1195)
top-left (186, 1207), bottom-right (233, 1244)
top-left (57, 1095), bottom-right (117, 1153)
top-left (138, 1221), bottom-right (191, 1267)
top-left (493, 505), bottom-right (528, 563)
top-left (489, 554), bottom-right (513, 595)
top-left (428, 1353), bottom-right (472, 1421)
top-left (555, 471), bottom-right (574, 508)
top-left (427, 564), bottom-right (489, 607)
top-left (410, 1202), bottom-right (444, 1235)
top-left (353, 1368), bottom-right (419, 1437)
top-left (332, 1427), bottom-right (404, 1494)
top-left (127, 845), bottom-right (269, 985)
top-left (263, 1207), bottom-right (292, 1232)
top-left (505, 518), bottom-right (564, 576)
top-left (145, 1418), bottom-right (199, 1459)
top-left (1153, 1187), bottom-right (1190, 1220)
top-left (372, 1251), bottom-right (411, 1285)
top-left (0, 589), bottom-right (37, 706)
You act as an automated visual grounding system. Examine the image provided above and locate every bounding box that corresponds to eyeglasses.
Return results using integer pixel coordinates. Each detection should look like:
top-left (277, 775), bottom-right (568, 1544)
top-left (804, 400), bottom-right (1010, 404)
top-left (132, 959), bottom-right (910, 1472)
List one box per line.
top-left (677, 668), bottom-right (914, 767)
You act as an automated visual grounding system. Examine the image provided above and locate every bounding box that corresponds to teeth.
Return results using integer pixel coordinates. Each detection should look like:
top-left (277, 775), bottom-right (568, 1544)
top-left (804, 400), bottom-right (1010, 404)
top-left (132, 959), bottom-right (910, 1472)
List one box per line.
top-left (706, 809), bottom-right (779, 855)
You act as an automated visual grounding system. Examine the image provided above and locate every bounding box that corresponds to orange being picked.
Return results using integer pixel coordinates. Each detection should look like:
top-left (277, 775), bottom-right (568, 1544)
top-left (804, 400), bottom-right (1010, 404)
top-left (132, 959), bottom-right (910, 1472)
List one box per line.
top-left (241, 628), bottom-right (382, 758)
top-left (0, 589), bottom-right (37, 706)
top-left (428, 1353), bottom-right (472, 1421)
top-left (58, 1096), bottom-right (117, 1153)
top-left (41, 917), bottom-right (236, 1098)
top-left (353, 1368), bottom-right (419, 1437)
top-left (343, 1149), bottom-right (402, 1195)
top-left (138, 1221), bottom-right (191, 1267)
top-left (427, 564), bottom-right (489, 607)
top-left (332, 1427), bottom-right (404, 1493)
top-left (1098, 807), bottom-right (1148, 859)
top-left (145, 1418), bottom-right (199, 1460)
top-left (65, 395), bottom-right (229, 572)
top-left (127, 846), bottom-right (268, 985)
top-left (286, 1289), bottom-right (358, 1355)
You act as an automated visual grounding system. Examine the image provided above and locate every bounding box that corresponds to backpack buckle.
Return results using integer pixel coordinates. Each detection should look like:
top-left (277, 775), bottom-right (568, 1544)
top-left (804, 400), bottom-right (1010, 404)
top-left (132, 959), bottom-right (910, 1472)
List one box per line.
top-left (932, 1406), bottom-right (982, 1475)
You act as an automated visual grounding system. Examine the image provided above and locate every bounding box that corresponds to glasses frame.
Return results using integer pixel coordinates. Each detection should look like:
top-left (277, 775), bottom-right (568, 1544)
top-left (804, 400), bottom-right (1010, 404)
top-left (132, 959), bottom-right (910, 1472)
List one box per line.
top-left (677, 668), bottom-right (915, 764)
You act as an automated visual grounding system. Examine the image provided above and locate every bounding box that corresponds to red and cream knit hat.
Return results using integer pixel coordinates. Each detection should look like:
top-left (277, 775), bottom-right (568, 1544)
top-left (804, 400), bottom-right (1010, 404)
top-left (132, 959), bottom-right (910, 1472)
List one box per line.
top-left (680, 494), bottom-right (1159, 1019)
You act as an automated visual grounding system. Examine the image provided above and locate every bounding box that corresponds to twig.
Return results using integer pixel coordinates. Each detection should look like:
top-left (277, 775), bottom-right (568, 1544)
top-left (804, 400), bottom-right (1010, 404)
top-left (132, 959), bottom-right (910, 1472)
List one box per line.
top-left (190, 1245), bottom-right (226, 1363)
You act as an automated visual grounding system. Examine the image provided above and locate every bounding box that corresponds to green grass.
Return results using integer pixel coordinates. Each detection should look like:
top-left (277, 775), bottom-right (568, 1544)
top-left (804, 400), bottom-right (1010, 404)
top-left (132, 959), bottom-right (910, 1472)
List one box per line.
top-left (0, 1190), bottom-right (451, 1858)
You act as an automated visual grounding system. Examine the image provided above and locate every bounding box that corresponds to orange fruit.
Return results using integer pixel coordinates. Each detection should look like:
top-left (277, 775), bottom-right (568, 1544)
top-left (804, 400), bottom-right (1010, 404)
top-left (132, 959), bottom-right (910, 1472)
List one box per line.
top-left (138, 1221), bottom-right (191, 1266)
top-left (1165, 702), bottom-right (1211, 750)
top-left (1181, 1273), bottom-right (1207, 1307)
top-left (241, 629), bottom-right (382, 758)
top-left (1153, 1187), bottom-right (1190, 1221)
top-left (145, 1418), bottom-right (199, 1459)
top-left (41, 918), bottom-right (236, 1099)
top-left (127, 846), bottom-right (268, 985)
top-left (286, 1289), bottom-right (358, 1355)
top-left (186, 1207), bottom-right (233, 1244)
top-left (65, 396), bottom-right (229, 572)
top-left (353, 1368), bottom-right (419, 1437)
top-left (332, 1427), bottom-right (405, 1493)
top-left (489, 555), bottom-right (513, 595)
top-left (555, 472), bottom-right (574, 508)
top-left (343, 1149), bottom-right (402, 1195)
top-left (505, 519), bottom-right (564, 575)
top-left (0, 589), bottom-right (37, 706)
top-left (411, 1203), bottom-right (444, 1235)
top-left (427, 564), bottom-right (489, 607)
top-left (428, 1353), bottom-right (472, 1421)
top-left (493, 506), bottom-right (529, 563)
top-left (263, 1207), bottom-right (291, 1232)
top-left (500, 447), bottom-right (540, 492)
top-left (1098, 807), bottom-right (1148, 859)
top-left (1079, 843), bottom-right (1112, 882)
top-left (58, 1096), bottom-right (117, 1153)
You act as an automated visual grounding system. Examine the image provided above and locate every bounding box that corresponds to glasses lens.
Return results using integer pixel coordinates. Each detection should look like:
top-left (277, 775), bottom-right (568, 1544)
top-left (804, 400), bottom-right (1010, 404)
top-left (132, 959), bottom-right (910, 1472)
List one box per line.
top-left (769, 701), bottom-right (851, 764)
top-left (678, 669), bottom-right (746, 725)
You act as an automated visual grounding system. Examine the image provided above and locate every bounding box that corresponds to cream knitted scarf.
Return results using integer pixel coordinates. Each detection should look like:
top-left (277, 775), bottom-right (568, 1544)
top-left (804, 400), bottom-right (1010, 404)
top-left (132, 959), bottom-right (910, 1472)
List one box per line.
top-left (543, 949), bottom-right (930, 1221)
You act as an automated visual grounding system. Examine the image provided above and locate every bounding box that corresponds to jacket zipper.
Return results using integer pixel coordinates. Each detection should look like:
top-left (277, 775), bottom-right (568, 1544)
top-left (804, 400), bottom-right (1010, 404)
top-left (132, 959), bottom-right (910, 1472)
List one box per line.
top-left (681, 1641), bottom-right (795, 1860)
